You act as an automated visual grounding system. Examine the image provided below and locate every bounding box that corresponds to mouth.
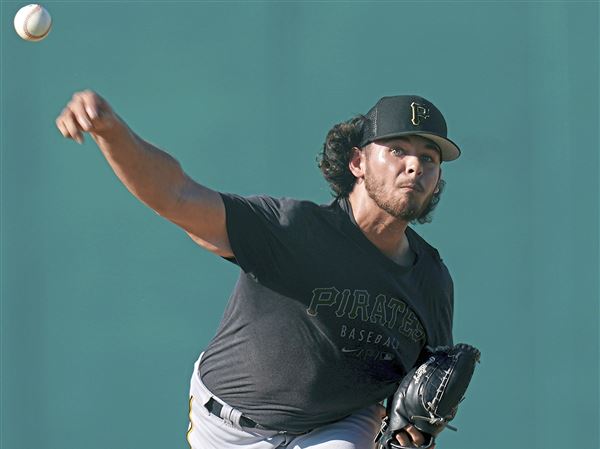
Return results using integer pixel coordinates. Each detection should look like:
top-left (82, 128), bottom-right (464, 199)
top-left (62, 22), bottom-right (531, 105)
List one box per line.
top-left (399, 184), bottom-right (423, 192)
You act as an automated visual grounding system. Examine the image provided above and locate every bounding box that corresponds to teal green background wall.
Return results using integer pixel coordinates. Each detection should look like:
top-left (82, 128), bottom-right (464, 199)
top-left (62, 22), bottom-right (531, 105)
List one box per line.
top-left (1, 2), bottom-right (598, 449)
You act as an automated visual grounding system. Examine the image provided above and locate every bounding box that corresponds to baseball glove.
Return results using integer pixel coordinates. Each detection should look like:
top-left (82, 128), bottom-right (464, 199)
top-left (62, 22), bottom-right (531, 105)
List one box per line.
top-left (375, 343), bottom-right (481, 449)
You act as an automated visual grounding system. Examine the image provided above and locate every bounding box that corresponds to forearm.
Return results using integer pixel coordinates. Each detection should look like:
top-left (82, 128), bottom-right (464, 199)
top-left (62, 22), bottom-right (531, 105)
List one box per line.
top-left (56, 90), bottom-right (230, 253)
top-left (92, 120), bottom-right (186, 215)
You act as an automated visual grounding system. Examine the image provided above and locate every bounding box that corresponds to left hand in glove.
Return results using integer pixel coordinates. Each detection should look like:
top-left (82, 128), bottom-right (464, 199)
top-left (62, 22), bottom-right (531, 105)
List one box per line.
top-left (375, 343), bottom-right (481, 449)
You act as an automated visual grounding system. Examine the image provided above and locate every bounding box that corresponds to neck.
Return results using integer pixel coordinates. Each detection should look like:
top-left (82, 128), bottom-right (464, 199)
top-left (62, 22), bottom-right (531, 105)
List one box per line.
top-left (347, 190), bottom-right (414, 266)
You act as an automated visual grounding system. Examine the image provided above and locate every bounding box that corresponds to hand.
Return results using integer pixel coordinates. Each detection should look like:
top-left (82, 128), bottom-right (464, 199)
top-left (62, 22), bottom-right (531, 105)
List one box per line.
top-left (55, 90), bottom-right (120, 144)
top-left (393, 425), bottom-right (435, 449)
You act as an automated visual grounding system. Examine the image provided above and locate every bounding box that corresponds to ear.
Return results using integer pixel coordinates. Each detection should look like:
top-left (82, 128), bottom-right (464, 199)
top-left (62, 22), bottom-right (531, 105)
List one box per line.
top-left (348, 146), bottom-right (366, 179)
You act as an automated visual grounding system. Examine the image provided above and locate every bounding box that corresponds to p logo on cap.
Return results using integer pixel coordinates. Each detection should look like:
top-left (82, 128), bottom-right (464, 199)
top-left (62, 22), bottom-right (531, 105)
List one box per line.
top-left (410, 102), bottom-right (430, 126)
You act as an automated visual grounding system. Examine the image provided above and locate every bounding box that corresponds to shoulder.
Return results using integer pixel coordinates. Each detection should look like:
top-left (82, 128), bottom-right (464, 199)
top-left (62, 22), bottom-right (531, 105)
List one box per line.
top-left (219, 193), bottom-right (325, 225)
top-left (407, 227), bottom-right (453, 280)
top-left (407, 227), bottom-right (442, 261)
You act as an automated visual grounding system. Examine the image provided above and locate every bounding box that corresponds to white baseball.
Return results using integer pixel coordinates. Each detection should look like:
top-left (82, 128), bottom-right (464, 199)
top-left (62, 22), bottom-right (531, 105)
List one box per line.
top-left (14, 4), bottom-right (52, 42)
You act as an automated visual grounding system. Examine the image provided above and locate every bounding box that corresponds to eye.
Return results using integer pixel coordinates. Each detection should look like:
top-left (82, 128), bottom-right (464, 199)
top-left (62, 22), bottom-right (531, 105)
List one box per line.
top-left (390, 147), bottom-right (405, 157)
top-left (421, 151), bottom-right (442, 164)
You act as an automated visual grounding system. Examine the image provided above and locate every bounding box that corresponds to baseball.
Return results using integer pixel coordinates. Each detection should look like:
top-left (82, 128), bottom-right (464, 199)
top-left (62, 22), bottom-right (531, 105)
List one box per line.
top-left (14, 4), bottom-right (52, 42)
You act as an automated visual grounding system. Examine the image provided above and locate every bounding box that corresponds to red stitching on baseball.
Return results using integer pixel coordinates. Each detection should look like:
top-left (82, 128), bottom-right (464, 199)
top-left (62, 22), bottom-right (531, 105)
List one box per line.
top-left (23, 5), bottom-right (51, 40)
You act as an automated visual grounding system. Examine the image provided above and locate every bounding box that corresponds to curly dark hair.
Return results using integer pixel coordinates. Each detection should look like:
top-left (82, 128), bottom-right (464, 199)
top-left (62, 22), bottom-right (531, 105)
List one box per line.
top-left (317, 115), bottom-right (445, 224)
top-left (318, 115), bottom-right (366, 198)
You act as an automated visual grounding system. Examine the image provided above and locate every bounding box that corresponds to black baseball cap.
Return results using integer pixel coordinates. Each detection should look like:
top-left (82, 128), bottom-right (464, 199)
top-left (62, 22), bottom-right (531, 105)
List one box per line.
top-left (360, 95), bottom-right (461, 161)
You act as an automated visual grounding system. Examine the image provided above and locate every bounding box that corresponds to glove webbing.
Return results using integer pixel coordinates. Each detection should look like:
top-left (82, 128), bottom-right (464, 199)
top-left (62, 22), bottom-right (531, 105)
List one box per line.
top-left (416, 352), bottom-right (462, 431)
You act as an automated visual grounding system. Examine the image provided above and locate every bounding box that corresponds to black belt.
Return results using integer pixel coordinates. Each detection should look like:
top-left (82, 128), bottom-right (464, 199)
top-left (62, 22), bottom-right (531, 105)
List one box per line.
top-left (204, 397), bottom-right (265, 429)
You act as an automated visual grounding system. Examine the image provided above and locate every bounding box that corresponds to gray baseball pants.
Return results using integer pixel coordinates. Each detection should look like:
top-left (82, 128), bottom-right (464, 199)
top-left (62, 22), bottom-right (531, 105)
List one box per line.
top-left (186, 355), bottom-right (385, 449)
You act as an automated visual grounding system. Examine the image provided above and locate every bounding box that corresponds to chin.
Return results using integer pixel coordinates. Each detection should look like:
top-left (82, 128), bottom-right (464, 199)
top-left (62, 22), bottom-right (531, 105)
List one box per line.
top-left (382, 201), bottom-right (421, 221)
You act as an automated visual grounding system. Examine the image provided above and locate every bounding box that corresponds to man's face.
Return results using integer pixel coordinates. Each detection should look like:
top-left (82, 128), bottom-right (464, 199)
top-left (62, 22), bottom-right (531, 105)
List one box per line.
top-left (363, 135), bottom-right (442, 221)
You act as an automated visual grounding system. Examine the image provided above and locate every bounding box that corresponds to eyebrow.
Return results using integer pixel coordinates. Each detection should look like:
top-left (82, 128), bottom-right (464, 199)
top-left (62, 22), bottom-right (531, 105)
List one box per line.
top-left (390, 136), bottom-right (442, 155)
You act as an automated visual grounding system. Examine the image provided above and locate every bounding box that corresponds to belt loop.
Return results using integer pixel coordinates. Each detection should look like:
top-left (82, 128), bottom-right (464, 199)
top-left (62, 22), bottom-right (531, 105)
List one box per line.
top-left (219, 403), bottom-right (243, 427)
top-left (229, 408), bottom-right (243, 427)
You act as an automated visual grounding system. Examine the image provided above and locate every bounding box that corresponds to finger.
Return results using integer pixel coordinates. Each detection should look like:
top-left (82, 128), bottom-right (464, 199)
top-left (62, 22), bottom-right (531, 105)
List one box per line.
top-left (78, 90), bottom-right (117, 133)
top-left (68, 97), bottom-right (94, 132)
top-left (61, 110), bottom-right (84, 144)
top-left (85, 102), bottom-right (98, 120)
top-left (83, 95), bottom-right (99, 120)
top-left (404, 425), bottom-right (426, 447)
top-left (395, 430), bottom-right (413, 447)
top-left (55, 116), bottom-right (71, 139)
top-left (79, 89), bottom-right (107, 120)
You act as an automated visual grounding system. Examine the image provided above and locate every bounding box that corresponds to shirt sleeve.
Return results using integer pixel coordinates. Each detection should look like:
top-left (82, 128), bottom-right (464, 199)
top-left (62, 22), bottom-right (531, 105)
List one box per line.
top-left (219, 193), bottom-right (306, 283)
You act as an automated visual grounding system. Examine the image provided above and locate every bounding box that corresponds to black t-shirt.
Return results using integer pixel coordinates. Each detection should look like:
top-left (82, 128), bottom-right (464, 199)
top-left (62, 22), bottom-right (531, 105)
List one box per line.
top-left (199, 194), bottom-right (454, 433)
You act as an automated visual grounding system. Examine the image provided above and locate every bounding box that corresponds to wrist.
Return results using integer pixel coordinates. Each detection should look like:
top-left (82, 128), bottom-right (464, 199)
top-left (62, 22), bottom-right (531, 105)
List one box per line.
top-left (91, 117), bottom-right (133, 146)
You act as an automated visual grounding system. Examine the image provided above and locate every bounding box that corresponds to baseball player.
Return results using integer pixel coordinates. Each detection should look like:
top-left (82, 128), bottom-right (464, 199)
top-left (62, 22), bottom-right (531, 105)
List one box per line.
top-left (55, 93), bottom-right (459, 449)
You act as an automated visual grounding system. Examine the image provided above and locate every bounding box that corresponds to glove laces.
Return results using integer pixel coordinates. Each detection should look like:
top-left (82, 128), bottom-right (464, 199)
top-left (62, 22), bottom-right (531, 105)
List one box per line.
top-left (410, 415), bottom-right (458, 432)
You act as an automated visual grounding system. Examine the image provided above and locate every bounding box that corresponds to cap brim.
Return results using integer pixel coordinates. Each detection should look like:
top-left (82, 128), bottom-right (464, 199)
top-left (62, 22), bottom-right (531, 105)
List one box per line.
top-left (371, 132), bottom-right (461, 161)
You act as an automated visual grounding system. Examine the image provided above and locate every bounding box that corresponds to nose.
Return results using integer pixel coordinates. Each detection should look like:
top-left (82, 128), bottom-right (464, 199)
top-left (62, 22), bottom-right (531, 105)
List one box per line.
top-left (405, 155), bottom-right (423, 176)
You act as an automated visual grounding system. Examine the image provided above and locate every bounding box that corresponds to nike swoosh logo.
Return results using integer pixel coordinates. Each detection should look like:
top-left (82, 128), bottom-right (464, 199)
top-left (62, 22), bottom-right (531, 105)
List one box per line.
top-left (341, 347), bottom-right (361, 353)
